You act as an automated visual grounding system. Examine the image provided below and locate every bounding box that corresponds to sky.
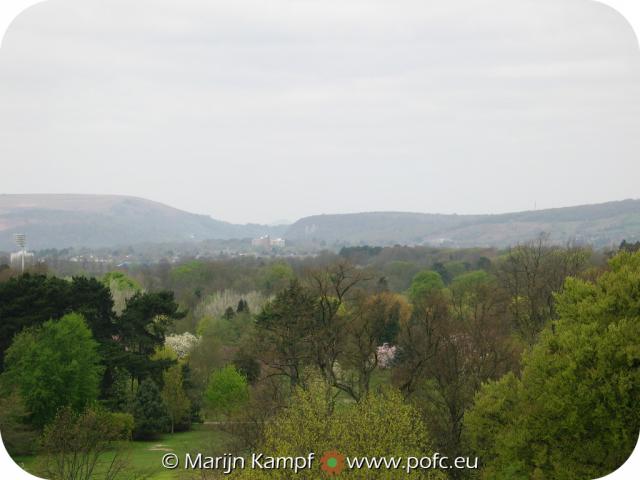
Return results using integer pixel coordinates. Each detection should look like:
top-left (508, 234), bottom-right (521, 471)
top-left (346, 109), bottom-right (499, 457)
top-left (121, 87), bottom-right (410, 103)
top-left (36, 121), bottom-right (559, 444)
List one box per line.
top-left (0, 0), bottom-right (639, 225)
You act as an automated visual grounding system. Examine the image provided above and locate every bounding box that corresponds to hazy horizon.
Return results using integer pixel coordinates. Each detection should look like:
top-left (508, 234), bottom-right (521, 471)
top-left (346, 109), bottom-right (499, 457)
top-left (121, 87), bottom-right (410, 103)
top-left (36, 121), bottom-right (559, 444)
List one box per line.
top-left (1, 0), bottom-right (639, 224)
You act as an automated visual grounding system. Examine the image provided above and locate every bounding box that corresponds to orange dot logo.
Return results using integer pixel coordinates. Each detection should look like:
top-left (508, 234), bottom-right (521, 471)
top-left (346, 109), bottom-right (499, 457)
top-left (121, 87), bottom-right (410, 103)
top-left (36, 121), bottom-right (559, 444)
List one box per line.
top-left (320, 450), bottom-right (345, 476)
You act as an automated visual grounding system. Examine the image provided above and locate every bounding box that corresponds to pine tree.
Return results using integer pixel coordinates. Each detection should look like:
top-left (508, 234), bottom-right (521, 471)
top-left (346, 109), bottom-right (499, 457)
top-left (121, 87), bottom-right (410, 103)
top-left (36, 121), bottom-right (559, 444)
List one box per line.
top-left (132, 379), bottom-right (170, 439)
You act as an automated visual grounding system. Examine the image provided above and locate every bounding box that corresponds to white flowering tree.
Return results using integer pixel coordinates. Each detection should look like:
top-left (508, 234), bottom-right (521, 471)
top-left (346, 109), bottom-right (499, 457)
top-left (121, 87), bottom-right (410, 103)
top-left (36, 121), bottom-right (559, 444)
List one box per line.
top-left (165, 332), bottom-right (200, 359)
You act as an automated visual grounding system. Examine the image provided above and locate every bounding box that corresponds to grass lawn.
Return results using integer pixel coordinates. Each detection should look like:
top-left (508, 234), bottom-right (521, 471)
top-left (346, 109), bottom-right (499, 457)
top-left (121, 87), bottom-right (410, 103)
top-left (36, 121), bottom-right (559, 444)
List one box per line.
top-left (13, 423), bottom-right (232, 480)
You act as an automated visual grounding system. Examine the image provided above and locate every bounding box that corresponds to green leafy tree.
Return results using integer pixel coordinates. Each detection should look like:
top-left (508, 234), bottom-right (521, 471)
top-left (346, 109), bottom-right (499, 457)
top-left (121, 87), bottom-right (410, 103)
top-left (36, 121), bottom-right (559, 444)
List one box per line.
top-left (161, 364), bottom-right (191, 433)
top-left (466, 251), bottom-right (640, 479)
top-left (132, 379), bottom-right (170, 440)
top-left (259, 262), bottom-right (295, 295)
top-left (2, 313), bottom-right (103, 427)
top-left (408, 270), bottom-right (445, 303)
top-left (240, 380), bottom-right (445, 479)
top-left (205, 365), bottom-right (249, 418)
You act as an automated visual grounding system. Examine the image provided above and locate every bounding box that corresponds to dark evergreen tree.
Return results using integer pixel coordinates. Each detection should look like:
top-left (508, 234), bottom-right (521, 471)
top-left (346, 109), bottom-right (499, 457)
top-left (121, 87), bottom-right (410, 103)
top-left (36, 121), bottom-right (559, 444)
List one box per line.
top-left (223, 306), bottom-right (236, 320)
top-left (132, 379), bottom-right (170, 440)
top-left (117, 291), bottom-right (184, 384)
top-left (0, 275), bottom-right (116, 373)
top-left (236, 298), bottom-right (249, 314)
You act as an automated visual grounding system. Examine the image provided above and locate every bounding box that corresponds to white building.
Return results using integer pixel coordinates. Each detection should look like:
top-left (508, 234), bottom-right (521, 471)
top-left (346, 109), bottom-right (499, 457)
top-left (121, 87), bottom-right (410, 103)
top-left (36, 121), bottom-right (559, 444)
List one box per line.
top-left (252, 235), bottom-right (286, 248)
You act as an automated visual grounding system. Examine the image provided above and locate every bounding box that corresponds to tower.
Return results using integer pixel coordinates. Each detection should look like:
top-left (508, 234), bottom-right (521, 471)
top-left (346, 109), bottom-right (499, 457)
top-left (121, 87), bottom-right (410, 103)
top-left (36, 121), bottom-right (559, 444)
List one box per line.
top-left (14, 233), bottom-right (26, 274)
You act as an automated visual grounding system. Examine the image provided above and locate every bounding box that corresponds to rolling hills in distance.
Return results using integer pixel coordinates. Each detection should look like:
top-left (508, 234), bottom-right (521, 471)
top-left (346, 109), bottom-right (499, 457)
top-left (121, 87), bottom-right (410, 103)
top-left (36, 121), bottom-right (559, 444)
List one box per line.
top-left (1, 194), bottom-right (639, 251)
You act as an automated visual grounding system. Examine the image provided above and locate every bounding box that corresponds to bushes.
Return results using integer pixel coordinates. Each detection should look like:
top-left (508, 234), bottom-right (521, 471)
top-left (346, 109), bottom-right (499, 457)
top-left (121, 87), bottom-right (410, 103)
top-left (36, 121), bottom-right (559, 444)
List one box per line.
top-left (40, 407), bottom-right (134, 480)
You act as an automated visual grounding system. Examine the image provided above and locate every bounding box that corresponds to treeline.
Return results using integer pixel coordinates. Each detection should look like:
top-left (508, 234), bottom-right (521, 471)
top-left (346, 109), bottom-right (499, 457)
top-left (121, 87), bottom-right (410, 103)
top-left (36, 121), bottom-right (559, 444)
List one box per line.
top-left (0, 239), bottom-right (638, 479)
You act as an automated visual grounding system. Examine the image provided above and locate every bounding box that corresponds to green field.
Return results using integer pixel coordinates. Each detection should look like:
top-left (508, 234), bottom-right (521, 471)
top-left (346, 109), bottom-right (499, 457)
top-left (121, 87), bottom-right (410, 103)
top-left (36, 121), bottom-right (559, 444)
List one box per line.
top-left (13, 424), bottom-right (231, 480)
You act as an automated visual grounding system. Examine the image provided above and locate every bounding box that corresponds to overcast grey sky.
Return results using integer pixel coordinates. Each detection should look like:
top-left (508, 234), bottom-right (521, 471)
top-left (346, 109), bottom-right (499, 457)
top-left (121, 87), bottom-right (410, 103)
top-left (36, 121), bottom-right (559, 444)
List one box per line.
top-left (0, 0), bottom-right (639, 224)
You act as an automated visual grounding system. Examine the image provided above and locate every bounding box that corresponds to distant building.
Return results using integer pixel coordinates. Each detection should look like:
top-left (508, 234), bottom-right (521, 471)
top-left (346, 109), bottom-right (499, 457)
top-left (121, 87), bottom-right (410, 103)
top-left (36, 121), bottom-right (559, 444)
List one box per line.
top-left (271, 237), bottom-right (286, 248)
top-left (10, 250), bottom-right (35, 271)
top-left (252, 235), bottom-right (286, 248)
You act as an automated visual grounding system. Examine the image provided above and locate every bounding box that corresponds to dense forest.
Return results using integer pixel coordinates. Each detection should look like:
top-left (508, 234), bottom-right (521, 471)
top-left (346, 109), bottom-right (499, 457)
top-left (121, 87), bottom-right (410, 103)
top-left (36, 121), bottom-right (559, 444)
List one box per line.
top-left (0, 237), bottom-right (638, 479)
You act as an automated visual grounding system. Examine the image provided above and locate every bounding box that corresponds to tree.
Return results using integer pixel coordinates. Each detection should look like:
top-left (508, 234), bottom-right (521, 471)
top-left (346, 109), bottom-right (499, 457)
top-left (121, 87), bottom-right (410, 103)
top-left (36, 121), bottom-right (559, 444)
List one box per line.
top-left (205, 365), bottom-right (249, 418)
top-left (254, 280), bottom-right (317, 388)
top-left (0, 274), bottom-right (116, 371)
top-left (240, 380), bottom-right (446, 479)
top-left (233, 349), bottom-right (261, 384)
top-left (259, 262), bottom-right (295, 295)
top-left (466, 251), bottom-right (640, 479)
top-left (393, 273), bottom-right (517, 478)
top-left (223, 306), bottom-right (236, 320)
top-left (237, 298), bottom-right (250, 314)
top-left (2, 313), bottom-right (103, 428)
top-left (161, 365), bottom-right (191, 434)
top-left (338, 292), bottom-right (409, 400)
top-left (132, 379), bottom-right (170, 440)
top-left (117, 291), bottom-right (184, 384)
top-left (496, 236), bottom-right (589, 344)
top-left (408, 270), bottom-right (445, 304)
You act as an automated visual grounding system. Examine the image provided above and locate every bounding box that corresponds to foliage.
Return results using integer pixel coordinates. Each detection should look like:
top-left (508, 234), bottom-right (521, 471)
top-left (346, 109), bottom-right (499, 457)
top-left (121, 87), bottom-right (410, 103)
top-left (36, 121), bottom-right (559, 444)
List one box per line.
top-left (394, 272), bottom-right (518, 469)
top-left (194, 289), bottom-right (268, 321)
top-left (466, 251), bottom-right (640, 479)
top-left (132, 379), bottom-right (170, 440)
top-left (39, 406), bottom-right (135, 480)
top-left (233, 349), bottom-right (262, 384)
top-left (117, 291), bottom-right (184, 383)
top-left (205, 365), bottom-right (249, 418)
top-left (0, 391), bottom-right (39, 456)
top-left (103, 271), bottom-right (141, 315)
top-left (2, 313), bottom-right (103, 427)
top-left (161, 364), bottom-right (191, 433)
top-left (0, 274), bottom-right (115, 371)
top-left (239, 380), bottom-right (445, 479)
top-left (165, 332), bottom-right (199, 359)
top-left (258, 262), bottom-right (295, 295)
top-left (254, 280), bottom-right (317, 388)
top-left (197, 313), bottom-right (255, 346)
top-left (408, 270), bottom-right (445, 303)
top-left (495, 236), bottom-right (590, 344)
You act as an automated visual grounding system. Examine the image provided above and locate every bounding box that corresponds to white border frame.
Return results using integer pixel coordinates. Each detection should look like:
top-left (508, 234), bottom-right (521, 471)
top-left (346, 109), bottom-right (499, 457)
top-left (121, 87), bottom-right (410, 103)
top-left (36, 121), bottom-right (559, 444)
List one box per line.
top-left (0, 0), bottom-right (638, 478)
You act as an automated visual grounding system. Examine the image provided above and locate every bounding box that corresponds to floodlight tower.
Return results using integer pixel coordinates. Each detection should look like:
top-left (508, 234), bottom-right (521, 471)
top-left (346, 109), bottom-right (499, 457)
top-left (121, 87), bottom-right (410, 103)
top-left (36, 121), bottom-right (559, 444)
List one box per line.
top-left (14, 233), bottom-right (26, 274)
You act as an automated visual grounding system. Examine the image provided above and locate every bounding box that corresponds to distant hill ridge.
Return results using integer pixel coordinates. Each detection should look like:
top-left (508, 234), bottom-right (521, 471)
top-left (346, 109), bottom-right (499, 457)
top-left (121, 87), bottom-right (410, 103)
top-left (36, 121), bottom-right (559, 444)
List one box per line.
top-left (0, 194), bottom-right (283, 250)
top-left (0, 194), bottom-right (638, 250)
top-left (284, 199), bottom-right (640, 248)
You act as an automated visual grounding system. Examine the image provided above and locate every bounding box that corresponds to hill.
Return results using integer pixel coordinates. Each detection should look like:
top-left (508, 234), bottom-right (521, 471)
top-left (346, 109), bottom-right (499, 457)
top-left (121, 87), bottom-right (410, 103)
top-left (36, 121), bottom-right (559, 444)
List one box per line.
top-left (284, 200), bottom-right (640, 248)
top-left (2, 195), bottom-right (639, 251)
top-left (0, 194), bottom-right (282, 250)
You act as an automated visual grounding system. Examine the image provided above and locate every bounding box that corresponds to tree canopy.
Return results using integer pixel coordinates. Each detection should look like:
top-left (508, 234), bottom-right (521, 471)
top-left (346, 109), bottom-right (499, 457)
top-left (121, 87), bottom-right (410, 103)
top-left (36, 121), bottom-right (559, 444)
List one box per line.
top-left (1, 313), bottom-right (103, 428)
top-left (465, 251), bottom-right (640, 479)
